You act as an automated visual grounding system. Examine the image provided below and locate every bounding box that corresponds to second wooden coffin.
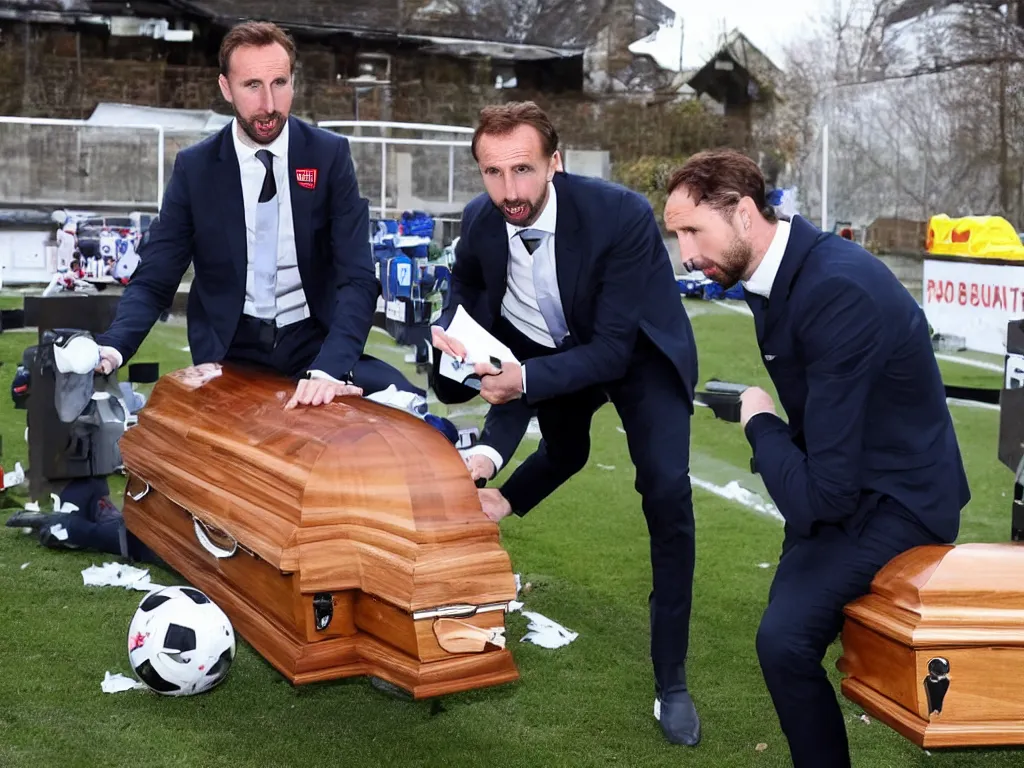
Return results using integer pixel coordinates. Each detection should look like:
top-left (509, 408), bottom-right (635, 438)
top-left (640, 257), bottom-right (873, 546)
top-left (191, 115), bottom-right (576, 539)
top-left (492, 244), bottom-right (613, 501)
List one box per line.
top-left (118, 362), bottom-right (519, 699)
top-left (837, 542), bottom-right (1024, 748)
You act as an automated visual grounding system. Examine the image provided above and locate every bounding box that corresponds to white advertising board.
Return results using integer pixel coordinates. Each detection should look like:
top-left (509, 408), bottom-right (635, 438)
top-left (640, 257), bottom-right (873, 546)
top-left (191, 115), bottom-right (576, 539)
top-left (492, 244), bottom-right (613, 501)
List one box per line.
top-left (922, 259), bottom-right (1024, 354)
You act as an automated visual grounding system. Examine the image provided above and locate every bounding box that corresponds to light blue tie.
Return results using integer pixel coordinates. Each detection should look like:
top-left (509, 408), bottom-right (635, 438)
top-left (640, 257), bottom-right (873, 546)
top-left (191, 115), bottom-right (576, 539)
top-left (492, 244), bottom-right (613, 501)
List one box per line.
top-left (253, 149), bottom-right (278, 319)
top-left (519, 228), bottom-right (569, 346)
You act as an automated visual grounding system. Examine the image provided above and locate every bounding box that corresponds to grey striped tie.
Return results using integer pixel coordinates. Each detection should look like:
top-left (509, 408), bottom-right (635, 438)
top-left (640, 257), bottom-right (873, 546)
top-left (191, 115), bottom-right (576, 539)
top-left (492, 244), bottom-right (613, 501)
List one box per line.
top-left (519, 228), bottom-right (569, 345)
top-left (253, 149), bottom-right (278, 319)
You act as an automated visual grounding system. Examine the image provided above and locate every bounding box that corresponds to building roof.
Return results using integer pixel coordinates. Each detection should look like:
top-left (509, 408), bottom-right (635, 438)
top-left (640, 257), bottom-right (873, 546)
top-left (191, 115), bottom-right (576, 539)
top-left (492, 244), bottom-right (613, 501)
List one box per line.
top-left (172, 0), bottom-right (621, 54)
top-left (686, 29), bottom-right (783, 103)
top-left (1, 0), bottom-right (677, 61)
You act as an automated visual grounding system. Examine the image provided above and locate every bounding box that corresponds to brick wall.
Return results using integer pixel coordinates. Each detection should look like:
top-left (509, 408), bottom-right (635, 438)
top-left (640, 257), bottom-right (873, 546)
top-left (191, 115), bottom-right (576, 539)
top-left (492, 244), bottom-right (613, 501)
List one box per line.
top-left (0, 22), bottom-right (734, 210)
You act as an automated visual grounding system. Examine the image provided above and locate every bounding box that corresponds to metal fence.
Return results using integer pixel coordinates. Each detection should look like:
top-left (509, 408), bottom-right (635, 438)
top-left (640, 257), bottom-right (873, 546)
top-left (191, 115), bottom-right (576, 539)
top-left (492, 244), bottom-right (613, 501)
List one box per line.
top-left (0, 115), bottom-right (478, 230)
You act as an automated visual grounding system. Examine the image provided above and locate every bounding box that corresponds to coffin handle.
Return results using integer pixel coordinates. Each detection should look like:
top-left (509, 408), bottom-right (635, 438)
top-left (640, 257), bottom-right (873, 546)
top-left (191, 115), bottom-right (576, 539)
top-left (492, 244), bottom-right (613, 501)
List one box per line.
top-left (432, 618), bottom-right (506, 654)
top-left (192, 517), bottom-right (238, 559)
top-left (124, 472), bottom-right (150, 502)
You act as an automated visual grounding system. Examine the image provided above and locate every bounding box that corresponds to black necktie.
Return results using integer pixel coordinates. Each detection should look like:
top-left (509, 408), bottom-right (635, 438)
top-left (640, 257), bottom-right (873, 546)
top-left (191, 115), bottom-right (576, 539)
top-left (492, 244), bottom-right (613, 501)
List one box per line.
top-left (521, 236), bottom-right (542, 255)
top-left (256, 149), bottom-right (276, 203)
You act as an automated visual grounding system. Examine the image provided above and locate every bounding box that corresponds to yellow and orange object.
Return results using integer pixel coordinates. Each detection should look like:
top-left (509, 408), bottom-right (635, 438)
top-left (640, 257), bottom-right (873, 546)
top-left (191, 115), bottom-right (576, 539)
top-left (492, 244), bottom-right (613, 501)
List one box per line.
top-left (926, 214), bottom-right (1024, 260)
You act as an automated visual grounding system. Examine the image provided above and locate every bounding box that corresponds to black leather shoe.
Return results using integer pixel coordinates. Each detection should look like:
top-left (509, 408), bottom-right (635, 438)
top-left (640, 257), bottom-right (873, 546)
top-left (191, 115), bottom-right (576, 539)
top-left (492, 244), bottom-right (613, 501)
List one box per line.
top-left (5, 510), bottom-right (50, 529)
top-left (655, 690), bottom-right (701, 746)
top-left (38, 515), bottom-right (79, 550)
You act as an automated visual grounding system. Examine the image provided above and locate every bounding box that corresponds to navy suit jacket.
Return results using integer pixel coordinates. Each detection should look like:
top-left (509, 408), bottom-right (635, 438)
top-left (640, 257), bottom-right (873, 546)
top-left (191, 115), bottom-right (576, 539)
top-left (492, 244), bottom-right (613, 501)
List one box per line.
top-left (438, 171), bottom-right (698, 405)
top-left (744, 215), bottom-right (970, 543)
top-left (96, 116), bottom-right (377, 380)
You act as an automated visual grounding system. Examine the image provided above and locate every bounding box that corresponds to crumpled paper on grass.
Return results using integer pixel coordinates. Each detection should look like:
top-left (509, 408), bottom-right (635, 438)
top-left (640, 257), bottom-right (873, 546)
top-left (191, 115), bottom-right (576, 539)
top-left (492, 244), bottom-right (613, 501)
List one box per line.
top-left (101, 672), bottom-right (146, 694)
top-left (520, 610), bottom-right (579, 649)
top-left (82, 562), bottom-right (165, 592)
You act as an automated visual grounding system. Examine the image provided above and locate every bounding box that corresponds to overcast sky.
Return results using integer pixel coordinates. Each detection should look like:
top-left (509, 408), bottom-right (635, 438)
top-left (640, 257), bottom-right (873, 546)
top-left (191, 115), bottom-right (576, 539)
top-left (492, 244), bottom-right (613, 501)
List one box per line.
top-left (662, 0), bottom-right (834, 68)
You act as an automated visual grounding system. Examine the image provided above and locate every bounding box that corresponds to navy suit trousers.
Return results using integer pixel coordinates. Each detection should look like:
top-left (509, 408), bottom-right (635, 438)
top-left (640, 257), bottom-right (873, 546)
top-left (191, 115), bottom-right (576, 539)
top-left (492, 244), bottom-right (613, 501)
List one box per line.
top-left (756, 501), bottom-right (944, 767)
top-left (497, 319), bottom-right (696, 694)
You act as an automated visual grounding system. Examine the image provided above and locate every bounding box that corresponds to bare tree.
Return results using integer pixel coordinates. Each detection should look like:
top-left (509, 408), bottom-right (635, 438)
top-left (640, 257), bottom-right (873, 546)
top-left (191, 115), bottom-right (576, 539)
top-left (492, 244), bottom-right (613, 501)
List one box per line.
top-left (782, 0), bottom-right (1024, 232)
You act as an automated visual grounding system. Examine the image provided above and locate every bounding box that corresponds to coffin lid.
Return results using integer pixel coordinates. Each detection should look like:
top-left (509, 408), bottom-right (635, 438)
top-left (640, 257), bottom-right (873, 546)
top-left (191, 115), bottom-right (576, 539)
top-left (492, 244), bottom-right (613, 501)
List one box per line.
top-left (853, 542), bottom-right (1024, 645)
top-left (119, 364), bottom-right (513, 608)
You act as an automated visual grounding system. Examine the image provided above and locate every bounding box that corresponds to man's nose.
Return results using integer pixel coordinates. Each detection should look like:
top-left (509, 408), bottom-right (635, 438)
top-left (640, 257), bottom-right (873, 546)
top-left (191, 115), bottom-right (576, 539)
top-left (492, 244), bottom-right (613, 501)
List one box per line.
top-left (260, 86), bottom-right (275, 114)
top-left (676, 234), bottom-right (699, 263)
top-left (503, 174), bottom-right (519, 201)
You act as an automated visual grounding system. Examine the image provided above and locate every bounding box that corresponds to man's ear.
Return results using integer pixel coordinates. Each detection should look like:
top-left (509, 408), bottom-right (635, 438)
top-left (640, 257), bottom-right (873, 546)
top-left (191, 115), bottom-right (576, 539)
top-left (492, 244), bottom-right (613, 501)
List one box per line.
top-left (738, 196), bottom-right (758, 230)
top-left (218, 74), bottom-right (232, 104)
top-left (550, 150), bottom-right (563, 177)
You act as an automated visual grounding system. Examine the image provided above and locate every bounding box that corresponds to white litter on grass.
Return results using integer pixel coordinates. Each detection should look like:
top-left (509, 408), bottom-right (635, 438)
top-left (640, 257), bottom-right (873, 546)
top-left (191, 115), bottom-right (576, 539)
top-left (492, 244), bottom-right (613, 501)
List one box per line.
top-left (596, 464), bottom-right (616, 471)
top-left (82, 562), bottom-right (166, 592)
top-left (934, 353), bottom-right (1003, 372)
top-left (3, 462), bottom-right (25, 488)
top-left (691, 477), bottom-right (784, 524)
top-left (521, 610), bottom-right (578, 649)
top-left (180, 346), bottom-right (190, 353)
top-left (506, 574), bottom-right (572, 646)
top-left (20, 562), bottom-right (29, 569)
top-left (757, 562), bottom-right (772, 569)
top-left (102, 672), bottom-right (146, 694)
top-left (616, 426), bottom-right (626, 434)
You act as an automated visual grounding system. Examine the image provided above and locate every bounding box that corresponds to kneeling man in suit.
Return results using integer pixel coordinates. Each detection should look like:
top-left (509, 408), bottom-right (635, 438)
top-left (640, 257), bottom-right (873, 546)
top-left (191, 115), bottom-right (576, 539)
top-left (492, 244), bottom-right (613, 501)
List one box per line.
top-left (663, 149), bottom-right (971, 768)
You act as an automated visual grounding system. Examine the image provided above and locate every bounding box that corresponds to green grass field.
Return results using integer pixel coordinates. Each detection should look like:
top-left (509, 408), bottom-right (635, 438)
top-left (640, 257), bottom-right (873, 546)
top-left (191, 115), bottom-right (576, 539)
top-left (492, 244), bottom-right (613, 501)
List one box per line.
top-left (0, 295), bottom-right (1017, 768)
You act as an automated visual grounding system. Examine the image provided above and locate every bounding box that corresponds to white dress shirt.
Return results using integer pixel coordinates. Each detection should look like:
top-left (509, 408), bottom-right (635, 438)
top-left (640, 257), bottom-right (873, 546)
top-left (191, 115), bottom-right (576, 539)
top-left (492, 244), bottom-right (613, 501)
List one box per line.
top-left (231, 118), bottom-right (309, 327)
top-left (462, 182), bottom-right (563, 476)
top-left (742, 219), bottom-right (791, 298)
top-left (501, 182), bottom-right (559, 349)
top-left (106, 121), bottom-right (338, 381)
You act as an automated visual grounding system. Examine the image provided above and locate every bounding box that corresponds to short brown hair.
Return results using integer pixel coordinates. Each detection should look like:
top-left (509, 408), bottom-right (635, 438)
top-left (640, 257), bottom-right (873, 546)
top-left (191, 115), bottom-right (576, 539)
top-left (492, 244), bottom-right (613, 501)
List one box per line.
top-left (666, 149), bottom-right (777, 222)
top-left (472, 101), bottom-right (559, 161)
top-left (218, 21), bottom-right (297, 77)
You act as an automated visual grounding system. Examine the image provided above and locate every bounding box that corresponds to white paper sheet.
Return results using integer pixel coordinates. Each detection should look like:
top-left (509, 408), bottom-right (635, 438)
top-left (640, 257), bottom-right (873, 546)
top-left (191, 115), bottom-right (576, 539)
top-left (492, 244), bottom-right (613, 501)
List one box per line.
top-left (438, 306), bottom-right (519, 387)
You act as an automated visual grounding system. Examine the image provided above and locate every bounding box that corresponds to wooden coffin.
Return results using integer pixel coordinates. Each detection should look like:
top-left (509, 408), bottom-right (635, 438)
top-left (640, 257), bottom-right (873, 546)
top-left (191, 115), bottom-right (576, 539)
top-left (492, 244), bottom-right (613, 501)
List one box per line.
top-left (837, 542), bottom-right (1024, 748)
top-left (118, 362), bottom-right (519, 699)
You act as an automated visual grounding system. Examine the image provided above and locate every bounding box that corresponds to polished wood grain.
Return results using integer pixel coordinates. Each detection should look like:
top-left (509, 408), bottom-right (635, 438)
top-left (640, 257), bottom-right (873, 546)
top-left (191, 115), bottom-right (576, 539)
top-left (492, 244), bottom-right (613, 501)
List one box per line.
top-left (838, 542), bottom-right (1024, 747)
top-left (119, 363), bottom-right (519, 698)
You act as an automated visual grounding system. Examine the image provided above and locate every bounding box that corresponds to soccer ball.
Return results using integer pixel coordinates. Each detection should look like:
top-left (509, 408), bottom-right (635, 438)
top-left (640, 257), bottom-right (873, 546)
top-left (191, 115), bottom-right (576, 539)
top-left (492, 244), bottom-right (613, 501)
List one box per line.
top-left (127, 585), bottom-right (236, 696)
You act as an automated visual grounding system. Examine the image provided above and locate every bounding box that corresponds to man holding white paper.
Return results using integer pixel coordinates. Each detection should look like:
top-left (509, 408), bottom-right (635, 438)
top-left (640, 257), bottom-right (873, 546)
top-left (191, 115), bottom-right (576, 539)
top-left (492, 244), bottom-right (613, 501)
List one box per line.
top-left (430, 102), bottom-right (701, 747)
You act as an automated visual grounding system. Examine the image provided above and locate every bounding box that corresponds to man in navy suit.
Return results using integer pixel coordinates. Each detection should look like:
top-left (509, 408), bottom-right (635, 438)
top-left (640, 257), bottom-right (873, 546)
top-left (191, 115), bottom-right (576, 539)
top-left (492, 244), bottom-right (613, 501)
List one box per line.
top-left (663, 149), bottom-right (970, 767)
top-left (95, 21), bottom-right (421, 408)
top-left (430, 102), bottom-right (701, 746)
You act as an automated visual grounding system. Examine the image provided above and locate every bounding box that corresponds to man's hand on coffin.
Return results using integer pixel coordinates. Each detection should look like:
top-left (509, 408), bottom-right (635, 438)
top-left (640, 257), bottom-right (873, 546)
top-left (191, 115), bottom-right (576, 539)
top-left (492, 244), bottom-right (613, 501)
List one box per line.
top-left (465, 453), bottom-right (496, 482)
top-left (95, 346), bottom-right (123, 375)
top-left (473, 360), bottom-right (523, 405)
top-left (285, 378), bottom-right (363, 410)
top-left (478, 488), bottom-right (512, 522)
top-left (431, 326), bottom-right (468, 361)
top-left (739, 386), bottom-right (777, 428)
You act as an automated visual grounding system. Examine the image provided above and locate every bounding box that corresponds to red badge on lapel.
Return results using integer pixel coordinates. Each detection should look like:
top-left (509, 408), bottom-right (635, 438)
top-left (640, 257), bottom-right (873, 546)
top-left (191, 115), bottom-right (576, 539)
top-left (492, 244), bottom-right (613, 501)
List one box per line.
top-left (296, 168), bottom-right (317, 190)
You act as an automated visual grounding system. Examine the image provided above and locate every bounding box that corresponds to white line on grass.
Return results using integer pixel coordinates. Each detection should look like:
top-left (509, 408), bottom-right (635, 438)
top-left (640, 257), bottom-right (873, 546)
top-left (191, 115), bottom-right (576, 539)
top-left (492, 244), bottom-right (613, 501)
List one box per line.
top-left (714, 301), bottom-right (753, 316)
top-left (946, 397), bottom-right (1000, 411)
top-left (690, 476), bottom-right (783, 524)
top-left (934, 353), bottom-right (1003, 372)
